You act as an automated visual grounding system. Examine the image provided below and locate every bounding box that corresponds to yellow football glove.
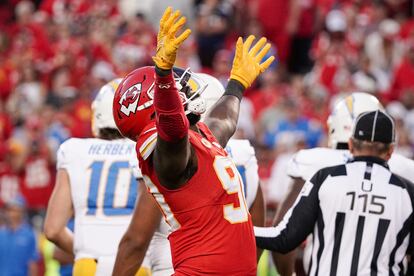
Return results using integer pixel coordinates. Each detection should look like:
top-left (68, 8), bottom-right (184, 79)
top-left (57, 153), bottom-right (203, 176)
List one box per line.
top-left (152, 7), bottom-right (192, 70)
top-left (230, 35), bottom-right (275, 89)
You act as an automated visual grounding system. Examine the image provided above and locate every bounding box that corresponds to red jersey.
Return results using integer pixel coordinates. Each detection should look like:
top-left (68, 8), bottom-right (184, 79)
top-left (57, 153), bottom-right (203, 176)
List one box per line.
top-left (137, 122), bottom-right (257, 275)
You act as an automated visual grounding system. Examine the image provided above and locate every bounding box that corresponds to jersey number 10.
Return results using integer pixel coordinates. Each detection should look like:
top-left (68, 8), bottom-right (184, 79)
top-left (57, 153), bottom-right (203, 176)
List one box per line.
top-left (86, 161), bottom-right (137, 216)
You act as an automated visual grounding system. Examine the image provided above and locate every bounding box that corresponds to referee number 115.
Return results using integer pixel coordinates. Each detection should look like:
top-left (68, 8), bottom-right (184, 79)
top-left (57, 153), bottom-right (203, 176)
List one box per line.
top-left (346, 191), bottom-right (387, 215)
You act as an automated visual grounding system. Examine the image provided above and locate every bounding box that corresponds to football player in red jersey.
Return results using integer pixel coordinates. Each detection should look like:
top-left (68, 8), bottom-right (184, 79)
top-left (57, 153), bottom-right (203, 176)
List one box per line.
top-left (112, 7), bottom-right (274, 276)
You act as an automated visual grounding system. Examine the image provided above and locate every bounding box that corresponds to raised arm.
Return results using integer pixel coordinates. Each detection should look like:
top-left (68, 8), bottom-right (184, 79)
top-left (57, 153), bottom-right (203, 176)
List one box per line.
top-left (205, 36), bottom-right (274, 147)
top-left (150, 7), bottom-right (194, 188)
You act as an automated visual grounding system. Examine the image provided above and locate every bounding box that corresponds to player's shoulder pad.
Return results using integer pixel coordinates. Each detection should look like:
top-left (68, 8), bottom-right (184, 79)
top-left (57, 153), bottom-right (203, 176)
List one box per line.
top-left (226, 139), bottom-right (255, 164)
top-left (58, 137), bottom-right (85, 157)
top-left (309, 163), bottom-right (347, 187)
top-left (293, 147), bottom-right (336, 165)
top-left (389, 153), bottom-right (414, 182)
top-left (137, 122), bottom-right (158, 160)
top-left (288, 147), bottom-right (340, 179)
top-left (57, 138), bottom-right (92, 169)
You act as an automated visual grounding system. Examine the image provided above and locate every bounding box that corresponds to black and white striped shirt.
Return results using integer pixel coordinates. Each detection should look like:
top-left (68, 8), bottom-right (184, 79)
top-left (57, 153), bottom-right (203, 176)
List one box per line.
top-left (255, 156), bottom-right (414, 276)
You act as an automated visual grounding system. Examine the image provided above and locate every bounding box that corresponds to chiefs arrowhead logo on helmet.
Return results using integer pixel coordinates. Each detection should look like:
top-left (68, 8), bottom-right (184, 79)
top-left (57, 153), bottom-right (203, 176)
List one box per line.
top-left (119, 83), bottom-right (142, 116)
top-left (113, 66), bottom-right (156, 141)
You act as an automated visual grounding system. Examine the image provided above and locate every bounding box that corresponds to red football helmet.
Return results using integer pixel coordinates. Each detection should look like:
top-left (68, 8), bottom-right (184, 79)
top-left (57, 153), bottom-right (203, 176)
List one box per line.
top-left (113, 66), bottom-right (208, 141)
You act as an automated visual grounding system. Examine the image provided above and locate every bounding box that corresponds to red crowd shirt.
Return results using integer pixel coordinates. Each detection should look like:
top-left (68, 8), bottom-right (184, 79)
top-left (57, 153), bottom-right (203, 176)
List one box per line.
top-left (388, 58), bottom-right (414, 102)
top-left (20, 155), bottom-right (55, 210)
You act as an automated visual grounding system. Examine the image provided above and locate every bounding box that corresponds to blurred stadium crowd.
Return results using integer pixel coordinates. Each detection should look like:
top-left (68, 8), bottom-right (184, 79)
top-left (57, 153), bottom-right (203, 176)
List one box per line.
top-left (1, 0), bottom-right (414, 274)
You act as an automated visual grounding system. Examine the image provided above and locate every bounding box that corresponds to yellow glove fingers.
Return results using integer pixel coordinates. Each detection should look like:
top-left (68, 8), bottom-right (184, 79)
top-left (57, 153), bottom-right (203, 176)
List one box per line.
top-left (243, 35), bottom-right (256, 55)
top-left (175, 29), bottom-right (192, 46)
top-left (165, 10), bottom-right (181, 32)
top-left (160, 7), bottom-right (172, 29)
top-left (255, 43), bottom-right (271, 62)
top-left (170, 16), bottom-right (187, 36)
top-left (259, 55), bottom-right (275, 72)
top-left (249, 37), bottom-right (267, 57)
top-left (232, 37), bottom-right (243, 68)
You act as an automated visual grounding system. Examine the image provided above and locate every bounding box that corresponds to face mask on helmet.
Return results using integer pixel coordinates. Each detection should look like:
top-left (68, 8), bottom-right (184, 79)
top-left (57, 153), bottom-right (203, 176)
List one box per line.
top-left (172, 67), bottom-right (207, 116)
top-left (327, 92), bottom-right (384, 148)
top-left (113, 66), bottom-right (208, 141)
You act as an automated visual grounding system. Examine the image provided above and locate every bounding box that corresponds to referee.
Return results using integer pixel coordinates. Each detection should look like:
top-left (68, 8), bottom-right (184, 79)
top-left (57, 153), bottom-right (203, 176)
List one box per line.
top-left (255, 110), bottom-right (414, 276)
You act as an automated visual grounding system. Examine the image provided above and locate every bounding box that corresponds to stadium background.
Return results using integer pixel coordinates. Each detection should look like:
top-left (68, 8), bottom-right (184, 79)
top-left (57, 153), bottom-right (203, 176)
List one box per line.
top-left (1, 0), bottom-right (414, 275)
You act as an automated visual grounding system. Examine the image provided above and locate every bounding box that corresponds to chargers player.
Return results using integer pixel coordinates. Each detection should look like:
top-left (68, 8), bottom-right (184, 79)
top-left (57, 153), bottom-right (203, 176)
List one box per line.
top-left (112, 7), bottom-right (274, 276)
top-left (272, 92), bottom-right (414, 274)
top-left (143, 74), bottom-right (266, 276)
top-left (43, 79), bottom-right (151, 275)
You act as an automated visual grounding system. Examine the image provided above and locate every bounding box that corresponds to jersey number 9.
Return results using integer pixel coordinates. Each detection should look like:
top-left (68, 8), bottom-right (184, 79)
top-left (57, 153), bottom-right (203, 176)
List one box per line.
top-left (214, 156), bottom-right (249, 224)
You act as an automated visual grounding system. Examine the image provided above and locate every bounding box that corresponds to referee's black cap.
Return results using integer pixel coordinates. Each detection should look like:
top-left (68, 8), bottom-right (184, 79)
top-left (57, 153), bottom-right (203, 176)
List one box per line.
top-left (352, 110), bottom-right (395, 143)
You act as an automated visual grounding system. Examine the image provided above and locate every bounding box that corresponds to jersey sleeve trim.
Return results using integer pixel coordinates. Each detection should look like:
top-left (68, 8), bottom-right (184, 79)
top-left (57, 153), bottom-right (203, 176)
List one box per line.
top-left (139, 132), bottom-right (158, 160)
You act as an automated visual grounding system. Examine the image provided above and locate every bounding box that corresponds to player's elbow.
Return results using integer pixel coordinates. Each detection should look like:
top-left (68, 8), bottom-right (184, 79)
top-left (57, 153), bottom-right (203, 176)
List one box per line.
top-left (118, 232), bottom-right (148, 256)
top-left (43, 223), bottom-right (61, 243)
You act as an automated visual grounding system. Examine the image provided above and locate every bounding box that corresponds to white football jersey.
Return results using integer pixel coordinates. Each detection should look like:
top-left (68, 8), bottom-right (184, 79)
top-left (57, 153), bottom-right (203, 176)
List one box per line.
top-left (57, 138), bottom-right (139, 273)
top-left (287, 147), bottom-right (414, 182)
top-left (226, 139), bottom-right (260, 208)
top-left (144, 139), bottom-right (260, 275)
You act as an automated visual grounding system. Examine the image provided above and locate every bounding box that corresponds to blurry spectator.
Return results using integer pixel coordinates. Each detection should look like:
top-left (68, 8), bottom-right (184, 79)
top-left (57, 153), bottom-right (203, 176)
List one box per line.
top-left (46, 67), bottom-right (77, 109)
top-left (0, 195), bottom-right (39, 276)
top-left (0, 142), bottom-right (22, 208)
top-left (286, 0), bottom-right (320, 74)
top-left (175, 38), bottom-right (202, 72)
top-left (196, 0), bottom-right (233, 68)
top-left (7, 62), bottom-right (46, 124)
top-left (252, 0), bottom-right (290, 62)
top-left (248, 69), bottom-right (286, 121)
top-left (404, 107), bottom-right (414, 148)
top-left (9, 1), bottom-right (53, 69)
top-left (43, 105), bottom-right (71, 154)
top-left (113, 13), bottom-right (154, 75)
top-left (388, 41), bottom-right (414, 101)
top-left (0, 100), bottom-right (12, 142)
top-left (211, 49), bottom-right (232, 86)
top-left (12, 117), bottom-right (55, 212)
top-left (365, 19), bottom-right (402, 73)
top-left (352, 53), bottom-right (390, 94)
top-left (309, 9), bottom-right (354, 95)
top-left (263, 97), bottom-right (323, 149)
top-left (386, 101), bottom-right (413, 158)
top-left (147, 0), bottom-right (195, 32)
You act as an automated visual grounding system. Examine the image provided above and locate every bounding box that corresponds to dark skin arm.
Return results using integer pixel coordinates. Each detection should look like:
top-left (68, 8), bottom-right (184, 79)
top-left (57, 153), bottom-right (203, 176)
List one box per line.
top-left (249, 183), bottom-right (266, 261)
top-left (204, 81), bottom-right (244, 148)
top-left (112, 181), bottom-right (162, 276)
top-left (53, 246), bottom-right (74, 266)
top-left (272, 177), bottom-right (305, 276)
